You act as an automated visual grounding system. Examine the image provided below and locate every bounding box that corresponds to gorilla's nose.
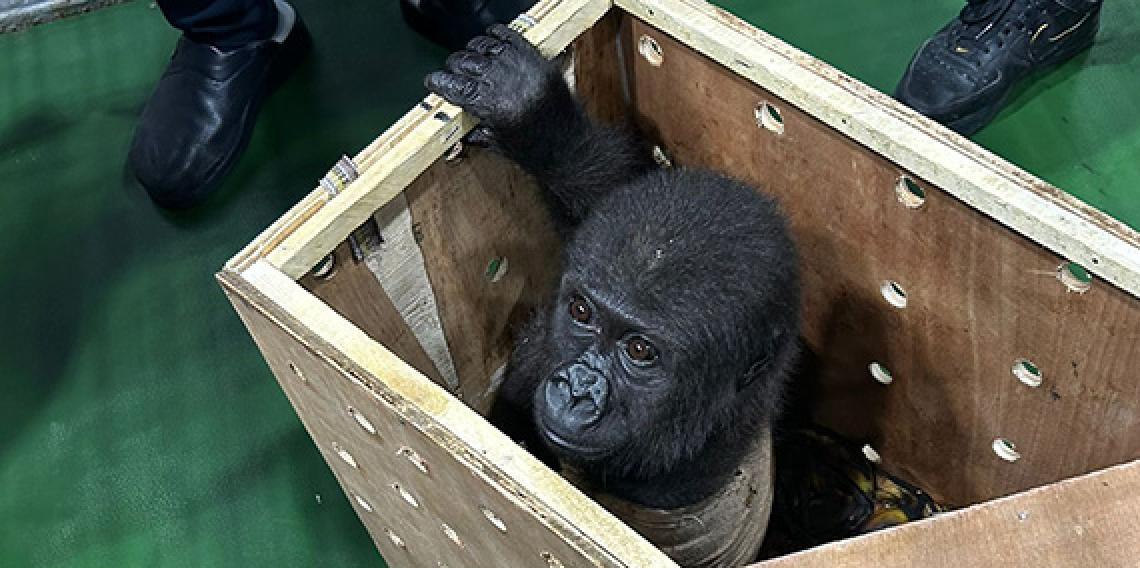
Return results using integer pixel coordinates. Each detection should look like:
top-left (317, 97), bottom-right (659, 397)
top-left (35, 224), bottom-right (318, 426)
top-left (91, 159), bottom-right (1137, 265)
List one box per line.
top-left (565, 364), bottom-right (606, 401)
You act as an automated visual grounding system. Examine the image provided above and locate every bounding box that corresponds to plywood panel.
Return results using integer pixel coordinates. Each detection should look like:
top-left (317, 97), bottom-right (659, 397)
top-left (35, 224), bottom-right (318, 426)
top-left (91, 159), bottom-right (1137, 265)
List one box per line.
top-left (624, 17), bottom-right (1140, 506)
top-left (756, 459), bottom-right (1140, 568)
top-left (404, 149), bottom-right (562, 415)
top-left (299, 239), bottom-right (445, 386)
top-left (220, 266), bottom-right (673, 568)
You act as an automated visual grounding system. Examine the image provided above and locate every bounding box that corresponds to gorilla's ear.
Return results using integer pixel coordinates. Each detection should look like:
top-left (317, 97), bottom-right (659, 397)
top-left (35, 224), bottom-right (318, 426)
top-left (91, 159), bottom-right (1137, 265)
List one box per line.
top-left (738, 357), bottom-right (770, 391)
top-left (737, 328), bottom-right (784, 391)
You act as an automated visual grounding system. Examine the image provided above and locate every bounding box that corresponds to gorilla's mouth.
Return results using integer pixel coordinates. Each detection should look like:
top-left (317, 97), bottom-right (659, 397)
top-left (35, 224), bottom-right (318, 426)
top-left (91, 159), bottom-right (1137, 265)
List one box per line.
top-left (537, 416), bottom-right (609, 459)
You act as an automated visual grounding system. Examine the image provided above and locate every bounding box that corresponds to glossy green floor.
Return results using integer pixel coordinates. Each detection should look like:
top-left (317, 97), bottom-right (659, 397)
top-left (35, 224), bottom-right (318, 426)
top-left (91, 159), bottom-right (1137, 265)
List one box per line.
top-left (1, 1), bottom-right (1137, 566)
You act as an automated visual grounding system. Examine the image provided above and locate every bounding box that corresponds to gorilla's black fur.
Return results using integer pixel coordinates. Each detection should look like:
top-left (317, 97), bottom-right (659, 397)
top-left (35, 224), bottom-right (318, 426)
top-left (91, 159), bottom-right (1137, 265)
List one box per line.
top-left (427, 25), bottom-right (800, 509)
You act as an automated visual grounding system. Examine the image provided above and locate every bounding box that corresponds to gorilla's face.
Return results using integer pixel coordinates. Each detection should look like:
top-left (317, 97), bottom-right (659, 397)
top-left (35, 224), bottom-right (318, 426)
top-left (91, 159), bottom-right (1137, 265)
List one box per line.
top-left (531, 262), bottom-right (726, 476)
top-left (534, 283), bottom-right (669, 463)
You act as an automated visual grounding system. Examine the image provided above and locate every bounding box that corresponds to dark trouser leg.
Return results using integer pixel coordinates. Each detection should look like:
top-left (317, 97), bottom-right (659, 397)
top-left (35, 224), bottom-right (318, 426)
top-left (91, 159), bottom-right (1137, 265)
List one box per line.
top-left (155, 0), bottom-right (277, 49)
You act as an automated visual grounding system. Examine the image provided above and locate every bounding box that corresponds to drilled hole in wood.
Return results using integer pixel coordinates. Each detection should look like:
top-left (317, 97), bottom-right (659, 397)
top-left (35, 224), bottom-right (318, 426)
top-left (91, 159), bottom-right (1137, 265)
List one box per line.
top-left (444, 141), bottom-right (465, 162)
top-left (481, 506), bottom-right (507, 532)
top-left (1057, 262), bottom-right (1092, 293)
top-left (541, 551), bottom-right (565, 568)
top-left (398, 446), bottom-right (429, 474)
top-left (895, 175), bottom-right (926, 209)
top-left (311, 253), bottom-right (336, 279)
top-left (652, 145), bottom-right (673, 168)
top-left (441, 523), bottom-right (464, 548)
top-left (391, 482), bottom-right (420, 508)
top-left (862, 444), bottom-right (882, 464)
top-left (993, 438), bottom-right (1021, 462)
top-left (351, 492), bottom-right (374, 513)
top-left (754, 101), bottom-right (785, 135)
top-left (638, 34), bottom-right (663, 66)
top-left (880, 280), bottom-right (908, 309)
top-left (287, 362), bottom-right (307, 383)
top-left (332, 443), bottom-right (358, 468)
top-left (385, 528), bottom-right (406, 549)
top-left (485, 256), bottom-right (510, 283)
top-left (869, 362), bottom-right (893, 385)
top-left (347, 407), bottom-right (377, 435)
top-left (1012, 358), bottom-right (1043, 388)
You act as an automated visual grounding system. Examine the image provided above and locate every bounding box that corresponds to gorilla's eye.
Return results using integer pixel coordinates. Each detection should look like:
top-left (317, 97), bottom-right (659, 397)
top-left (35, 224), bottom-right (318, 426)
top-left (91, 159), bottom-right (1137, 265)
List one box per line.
top-left (626, 336), bottom-right (657, 363)
top-left (569, 295), bottom-right (592, 324)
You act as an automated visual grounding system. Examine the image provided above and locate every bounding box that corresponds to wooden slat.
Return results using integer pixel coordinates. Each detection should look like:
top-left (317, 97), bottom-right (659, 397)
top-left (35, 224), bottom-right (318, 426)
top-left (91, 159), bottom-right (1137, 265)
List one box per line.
top-left (219, 261), bottom-right (676, 568)
top-left (756, 459), bottom-right (1140, 568)
top-left (623, 17), bottom-right (1140, 505)
top-left (616, 0), bottom-right (1140, 301)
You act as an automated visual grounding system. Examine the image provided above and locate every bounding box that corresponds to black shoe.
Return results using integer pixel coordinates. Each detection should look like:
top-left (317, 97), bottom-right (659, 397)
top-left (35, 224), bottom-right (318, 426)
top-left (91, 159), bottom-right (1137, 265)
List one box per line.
top-left (895, 0), bottom-right (1101, 136)
top-left (128, 19), bottom-right (311, 209)
top-left (400, 0), bottom-right (535, 51)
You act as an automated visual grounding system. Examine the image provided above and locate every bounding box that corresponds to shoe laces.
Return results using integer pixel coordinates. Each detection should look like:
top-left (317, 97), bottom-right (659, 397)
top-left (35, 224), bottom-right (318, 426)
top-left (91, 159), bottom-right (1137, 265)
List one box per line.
top-left (950, 0), bottom-right (1021, 60)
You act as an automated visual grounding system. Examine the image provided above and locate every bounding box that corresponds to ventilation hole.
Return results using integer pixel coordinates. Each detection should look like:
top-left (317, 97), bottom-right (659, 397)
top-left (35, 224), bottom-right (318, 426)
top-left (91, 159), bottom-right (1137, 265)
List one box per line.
top-left (541, 552), bottom-right (565, 568)
top-left (441, 523), bottom-right (464, 548)
top-left (348, 407), bottom-right (377, 435)
top-left (862, 444), bottom-right (882, 464)
top-left (332, 442), bottom-right (357, 467)
top-left (485, 256), bottom-right (510, 283)
top-left (1057, 262), bottom-right (1092, 293)
top-left (481, 506), bottom-right (507, 532)
top-left (1012, 358), bottom-right (1043, 388)
top-left (311, 253), bottom-right (336, 279)
top-left (993, 438), bottom-right (1021, 462)
top-left (869, 362), bottom-right (893, 385)
top-left (754, 101), bottom-right (785, 135)
top-left (397, 446), bottom-right (429, 474)
top-left (880, 280), bottom-right (908, 309)
top-left (894, 175), bottom-right (926, 209)
top-left (444, 141), bottom-right (464, 162)
top-left (287, 362), bottom-right (307, 383)
top-left (385, 528), bottom-right (406, 549)
top-left (652, 145), bottom-right (673, 168)
top-left (391, 482), bottom-right (419, 508)
top-left (332, 443), bottom-right (358, 468)
top-left (638, 34), bottom-right (663, 66)
top-left (352, 492), bottom-right (374, 513)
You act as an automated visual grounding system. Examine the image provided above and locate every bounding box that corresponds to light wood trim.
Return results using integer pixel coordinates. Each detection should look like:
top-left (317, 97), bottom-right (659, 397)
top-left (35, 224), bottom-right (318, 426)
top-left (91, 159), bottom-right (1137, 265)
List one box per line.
top-left (616, 0), bottom-right (1140, 300)
top-left (756, 459), bottom-right (1140, 567)
top-left (225, 0), bottom-right (614, 280)
top-left (225, 260), bottom-right (676, 567)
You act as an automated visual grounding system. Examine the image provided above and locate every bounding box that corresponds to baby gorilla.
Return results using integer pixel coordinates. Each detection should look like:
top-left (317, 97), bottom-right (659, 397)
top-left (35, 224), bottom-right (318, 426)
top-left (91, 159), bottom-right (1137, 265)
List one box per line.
top-left (427, 25), bottom-right (800, 566)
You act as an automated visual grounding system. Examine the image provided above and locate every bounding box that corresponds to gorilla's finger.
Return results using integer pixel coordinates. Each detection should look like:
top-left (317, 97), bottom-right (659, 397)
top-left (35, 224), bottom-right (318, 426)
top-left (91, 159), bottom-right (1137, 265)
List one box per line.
top-left (487, 23), bottom-right (531, 49)
top-left (445, 51), bottom-right (490, 76)
top-left (465, 35), bottom-right (506, 55)
top-left (464, 125), bottom-right (496, 147)
top-left (424, 71), bottom-right (479, 105)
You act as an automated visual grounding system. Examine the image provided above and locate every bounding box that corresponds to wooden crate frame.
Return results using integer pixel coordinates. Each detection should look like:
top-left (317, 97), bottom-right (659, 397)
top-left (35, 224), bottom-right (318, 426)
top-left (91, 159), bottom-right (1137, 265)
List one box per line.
top-left (218, 0), bottom-right (1140, 565)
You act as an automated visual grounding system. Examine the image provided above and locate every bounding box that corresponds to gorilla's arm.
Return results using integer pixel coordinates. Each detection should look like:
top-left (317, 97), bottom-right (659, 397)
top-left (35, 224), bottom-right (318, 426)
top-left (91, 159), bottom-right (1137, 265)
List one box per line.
top-left (425, 25), bottom-right (654, 230)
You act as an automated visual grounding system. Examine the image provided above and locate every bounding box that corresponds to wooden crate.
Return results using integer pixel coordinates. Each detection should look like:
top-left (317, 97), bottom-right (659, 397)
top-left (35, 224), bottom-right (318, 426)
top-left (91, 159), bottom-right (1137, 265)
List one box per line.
top-left (217, 0), bottom-right (1140, 565)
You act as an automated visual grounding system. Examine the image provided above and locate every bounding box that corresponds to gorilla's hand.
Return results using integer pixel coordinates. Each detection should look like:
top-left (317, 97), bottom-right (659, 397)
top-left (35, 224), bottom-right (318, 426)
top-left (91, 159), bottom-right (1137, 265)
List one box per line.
top-left (425, 24), bottom-right (567, 146)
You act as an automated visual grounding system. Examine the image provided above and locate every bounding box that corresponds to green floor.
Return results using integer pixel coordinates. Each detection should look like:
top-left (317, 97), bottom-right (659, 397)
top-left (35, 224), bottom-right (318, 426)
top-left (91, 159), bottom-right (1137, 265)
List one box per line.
top-left (1, 1), bottom-right (1137, 566)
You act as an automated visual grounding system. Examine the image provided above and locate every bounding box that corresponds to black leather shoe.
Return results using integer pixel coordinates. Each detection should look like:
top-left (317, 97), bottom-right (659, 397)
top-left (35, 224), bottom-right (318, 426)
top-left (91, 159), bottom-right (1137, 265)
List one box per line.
top-left (400, 0), bottom-right (535, 51)
top-left (128, 19), bottom-right (311, 209)
top-left (895, 0), bottom-right (1101, 136)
